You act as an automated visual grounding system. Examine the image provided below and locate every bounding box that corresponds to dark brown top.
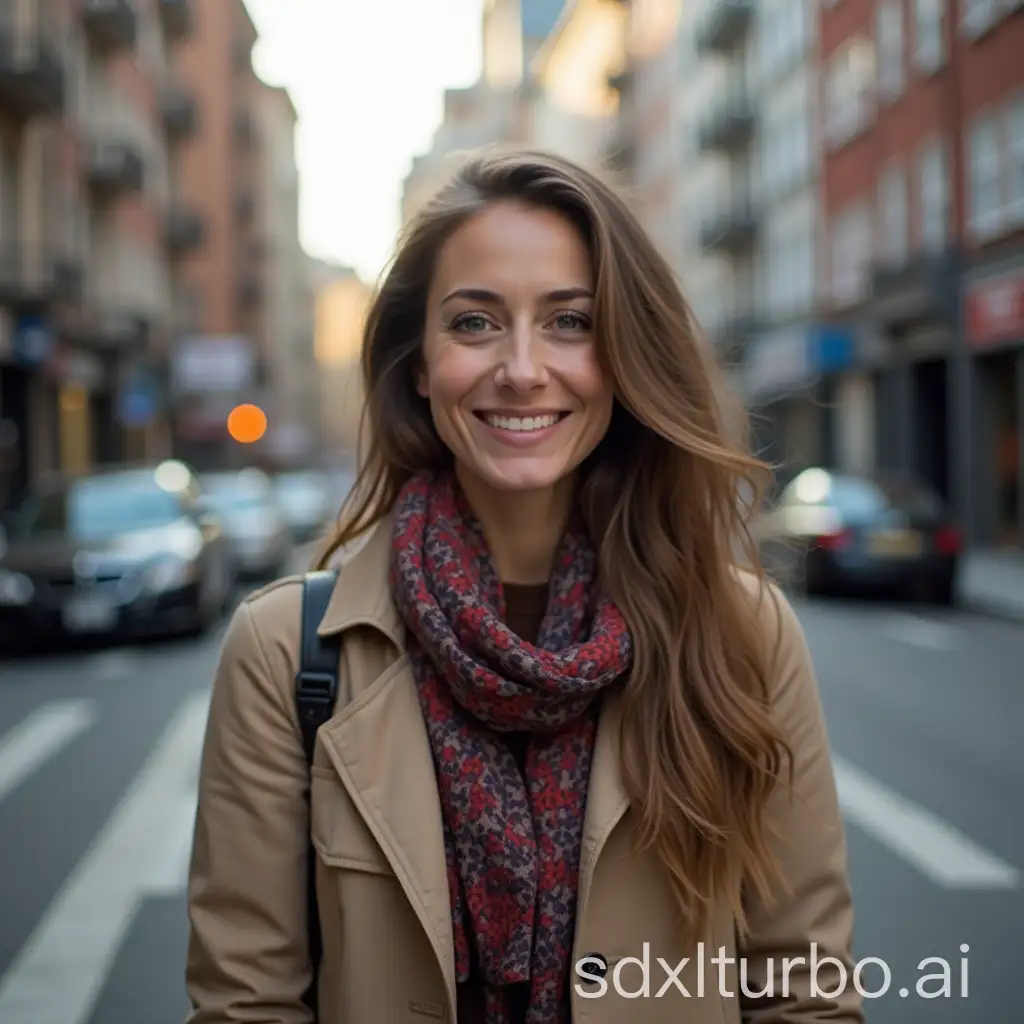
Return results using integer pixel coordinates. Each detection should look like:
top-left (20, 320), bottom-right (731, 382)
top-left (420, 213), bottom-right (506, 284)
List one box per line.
top-left (456, 581), bottom-right (549, 1024)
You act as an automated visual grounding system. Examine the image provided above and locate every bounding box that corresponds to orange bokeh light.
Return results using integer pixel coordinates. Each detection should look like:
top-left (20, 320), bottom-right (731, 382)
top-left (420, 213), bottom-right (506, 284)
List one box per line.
top-left (227, 403), bottom-right (268, 444)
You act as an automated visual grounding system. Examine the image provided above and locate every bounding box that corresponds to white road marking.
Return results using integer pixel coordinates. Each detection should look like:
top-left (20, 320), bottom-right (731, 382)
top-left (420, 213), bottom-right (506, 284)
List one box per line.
top-left (883, 612), bottom-right (959, 651)
top-left (0, 692), bottom-right (210, 1024)
top-left (0, 701), bottom-right (97, 805)
top-left (833, 755), bottom-right (1019, 889)
top-left (144, 792), bottom-right (199, 897)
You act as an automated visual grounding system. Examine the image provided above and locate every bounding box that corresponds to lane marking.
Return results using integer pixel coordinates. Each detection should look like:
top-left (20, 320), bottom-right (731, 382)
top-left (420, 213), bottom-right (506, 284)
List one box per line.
top-left (0, 692), bottom-right (210, 1024)
top-left (833, 755), bottom-right (1019, 889)
top-left (0, 701), bottom-right (97, 806)
top-left (883, 612), bottom-right (959, 651)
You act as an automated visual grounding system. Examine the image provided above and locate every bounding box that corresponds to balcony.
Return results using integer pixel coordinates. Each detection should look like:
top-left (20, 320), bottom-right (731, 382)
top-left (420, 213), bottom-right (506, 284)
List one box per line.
top-left (84, 138), bottom-right (144, 198)
top-left (695, 0), bottom-right (753, 55)
top-left (234, 107), bottom-right (257, 147)
top-left (0, 27), bottom-right (64, 118)
top-left (81, 0), bottom-right (138, 53)
top-left (698, 200), bottom-right (758, 254)
top-left (161, 81), bottom-right (197, 139)
top-left (234, 188), bottom-right (255, 222)
top-left (869, 250), bottom-right (960, 326)
top-left (237, 272), bottom-right (263, 309)
top-left (0, 246), bottom-right (82, 307)
top-left (158, 0), bottom-right (193, 41)
top-left (696, 90), bottom-right (755, 153)
top-left (165, 204), bottom-right (205, 254)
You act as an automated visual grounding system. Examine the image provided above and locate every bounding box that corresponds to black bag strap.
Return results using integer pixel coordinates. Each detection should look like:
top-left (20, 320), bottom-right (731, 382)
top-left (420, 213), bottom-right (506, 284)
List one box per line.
top-left (295, 568), bottom-right (341, 1018)
top-left (296, 569), bottom-right (341, 762)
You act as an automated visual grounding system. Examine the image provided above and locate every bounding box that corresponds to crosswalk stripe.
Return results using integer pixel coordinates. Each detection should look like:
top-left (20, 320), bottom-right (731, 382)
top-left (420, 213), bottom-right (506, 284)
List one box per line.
top-left (833, 755), bottom-right (1019, 889)
top-left (0, 692), bottom-right (210, 1024)
top-left (0, 701), bottom-right (97, 806)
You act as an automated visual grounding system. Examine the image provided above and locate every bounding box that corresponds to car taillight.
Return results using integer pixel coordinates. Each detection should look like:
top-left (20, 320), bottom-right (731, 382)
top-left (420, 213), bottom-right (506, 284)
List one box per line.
top-left (815, 527), bottom-right (854, 552)
top-left (934, 525), bottom-right (961, 554)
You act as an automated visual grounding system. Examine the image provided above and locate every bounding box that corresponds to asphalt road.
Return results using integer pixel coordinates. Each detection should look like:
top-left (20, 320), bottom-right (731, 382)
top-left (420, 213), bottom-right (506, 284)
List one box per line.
top-left (0, 582), bottom-right (1019, 1024)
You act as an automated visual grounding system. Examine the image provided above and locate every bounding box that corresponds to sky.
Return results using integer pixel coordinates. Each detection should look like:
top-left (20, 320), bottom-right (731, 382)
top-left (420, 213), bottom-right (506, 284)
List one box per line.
top-left (244, 0), bottom-right (485, 285)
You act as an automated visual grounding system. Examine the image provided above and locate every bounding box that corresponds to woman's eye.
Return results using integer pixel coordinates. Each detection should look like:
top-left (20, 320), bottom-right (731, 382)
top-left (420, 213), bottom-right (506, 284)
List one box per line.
top-left (553, 311), bottom-right (591, 331)
top-left (452, 314), bottom-right (491, 333)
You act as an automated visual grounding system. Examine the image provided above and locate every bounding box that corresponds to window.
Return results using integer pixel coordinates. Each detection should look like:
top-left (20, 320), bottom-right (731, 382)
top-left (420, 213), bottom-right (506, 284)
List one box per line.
top-left (917, 138), bottom-right (950, 252)
top-left (878, 162), bottom-right (908, 265)
top-left (825, 38), bottom-right (875, 149)
top-left (914, 0), bottom-right (945, 72)
top-left (967, 113), bottom-right (1002, 239)
top-left (877, 0), bottom-right (904, 100)
top-left (1006, 92), bottom-right (1024, 224)
top-left (830, 201), bottom-right (873, 307)
top-left (960, 0), bottom-right (1000, 38)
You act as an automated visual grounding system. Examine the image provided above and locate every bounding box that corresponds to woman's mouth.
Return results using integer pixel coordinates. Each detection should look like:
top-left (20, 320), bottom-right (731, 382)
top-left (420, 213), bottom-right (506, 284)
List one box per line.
top-left (474, 412), bottom-right (569, 433)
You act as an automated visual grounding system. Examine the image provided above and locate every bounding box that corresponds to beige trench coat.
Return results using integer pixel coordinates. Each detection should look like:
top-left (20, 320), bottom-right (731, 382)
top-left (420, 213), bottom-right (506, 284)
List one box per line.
top-left (185, 513), bottom-right (864, 1023)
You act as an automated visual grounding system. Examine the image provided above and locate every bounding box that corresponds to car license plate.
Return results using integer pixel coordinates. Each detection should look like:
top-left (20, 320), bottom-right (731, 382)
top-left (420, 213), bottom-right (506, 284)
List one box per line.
top-left (62, 595), bottom-right (118, 633)
top-left (868, 529), bottom-right (922, 557)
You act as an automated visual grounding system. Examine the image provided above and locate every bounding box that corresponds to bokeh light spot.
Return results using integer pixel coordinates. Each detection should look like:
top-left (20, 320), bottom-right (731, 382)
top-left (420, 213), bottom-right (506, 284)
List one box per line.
top-left (227, 404), bottom-right (268, 444)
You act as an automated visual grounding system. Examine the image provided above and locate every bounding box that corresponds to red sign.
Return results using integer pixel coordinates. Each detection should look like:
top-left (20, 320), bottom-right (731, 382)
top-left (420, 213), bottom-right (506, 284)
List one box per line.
top-left (965, 267), bottom-right (1024, 348)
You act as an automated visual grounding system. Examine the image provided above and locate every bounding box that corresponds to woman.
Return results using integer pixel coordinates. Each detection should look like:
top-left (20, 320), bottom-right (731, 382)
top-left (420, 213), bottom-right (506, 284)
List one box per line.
top-left (185, 149), bottom-right (863, 1024)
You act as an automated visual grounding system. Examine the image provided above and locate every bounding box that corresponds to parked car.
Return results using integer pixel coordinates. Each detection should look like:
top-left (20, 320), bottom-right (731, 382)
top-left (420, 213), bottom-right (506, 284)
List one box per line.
top-left (272, 470), bottom-right (334, 544)
top-left (0, 461), bottom-right (235, 646)
top-left (756, 467), bottom-right (961, 604)
top-left (199, 469), bottom-right (291, 579)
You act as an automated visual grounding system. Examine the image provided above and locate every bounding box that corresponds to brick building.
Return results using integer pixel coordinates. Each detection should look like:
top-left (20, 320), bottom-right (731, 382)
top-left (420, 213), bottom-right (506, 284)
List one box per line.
top-left (820, 0), bottom-right (1024, 549)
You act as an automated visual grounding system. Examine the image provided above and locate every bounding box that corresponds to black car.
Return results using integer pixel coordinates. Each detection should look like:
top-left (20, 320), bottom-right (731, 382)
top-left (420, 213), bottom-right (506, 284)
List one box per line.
top-left (756, 468), bottom-right (961, 604)
top-left (0, 461), bottom-right (236, 647)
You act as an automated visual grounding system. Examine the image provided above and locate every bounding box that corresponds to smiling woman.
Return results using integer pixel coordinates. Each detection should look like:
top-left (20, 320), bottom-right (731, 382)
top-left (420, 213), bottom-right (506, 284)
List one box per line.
top-left (185, 149), bottom-right (862, 1024)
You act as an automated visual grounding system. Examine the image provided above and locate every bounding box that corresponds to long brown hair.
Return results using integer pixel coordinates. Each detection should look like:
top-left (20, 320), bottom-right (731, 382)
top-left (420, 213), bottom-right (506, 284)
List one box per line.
top-left (316, 148), bottom-right (792, 940)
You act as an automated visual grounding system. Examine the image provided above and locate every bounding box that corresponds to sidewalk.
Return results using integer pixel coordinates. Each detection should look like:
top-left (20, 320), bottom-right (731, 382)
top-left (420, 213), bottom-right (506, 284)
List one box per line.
top-left (959, 549), bottom-right (1024, 622)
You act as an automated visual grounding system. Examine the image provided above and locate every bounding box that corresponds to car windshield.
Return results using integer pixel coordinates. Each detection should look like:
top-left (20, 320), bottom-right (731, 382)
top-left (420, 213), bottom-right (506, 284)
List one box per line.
top-left (202, 475), bottom-right (273, 513)
top-left (9, 476), bottom-right (183, 541)
top-left (793, 473), bottom-right (945, 526)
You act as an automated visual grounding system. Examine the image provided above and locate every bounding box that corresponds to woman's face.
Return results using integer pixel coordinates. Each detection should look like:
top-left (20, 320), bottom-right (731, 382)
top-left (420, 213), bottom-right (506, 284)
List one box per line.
top-left (419, 200), bottom-right (613, 496)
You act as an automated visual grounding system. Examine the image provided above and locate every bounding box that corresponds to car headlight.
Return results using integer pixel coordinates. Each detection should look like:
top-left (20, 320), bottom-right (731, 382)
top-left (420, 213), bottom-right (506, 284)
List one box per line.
top-left (142, 557), bottom-right (198, 593)
top-left (0, 571), bottom-right (34, 606)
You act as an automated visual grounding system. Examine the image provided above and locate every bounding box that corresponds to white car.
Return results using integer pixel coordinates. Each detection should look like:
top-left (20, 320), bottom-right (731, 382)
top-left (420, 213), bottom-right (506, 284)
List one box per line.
top-left (199, 469), bottom-right (292, 579)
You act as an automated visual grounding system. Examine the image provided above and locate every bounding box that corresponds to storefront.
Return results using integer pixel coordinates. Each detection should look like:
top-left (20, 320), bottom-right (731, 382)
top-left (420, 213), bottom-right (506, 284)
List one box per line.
top-left (742, 324), bottom-right (856, 477)
top-left (964, 261), bottom-right (1024, 549)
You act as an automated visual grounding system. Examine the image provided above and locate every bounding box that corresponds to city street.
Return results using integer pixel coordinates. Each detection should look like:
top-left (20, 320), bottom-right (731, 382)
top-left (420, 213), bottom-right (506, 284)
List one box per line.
top-left (0, 587), bottom-right (1019, 1024)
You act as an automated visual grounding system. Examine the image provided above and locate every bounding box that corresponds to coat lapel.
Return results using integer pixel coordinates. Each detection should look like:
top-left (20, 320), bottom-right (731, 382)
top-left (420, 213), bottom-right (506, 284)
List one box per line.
top-left (317, 657), bottom-right (457, 1014)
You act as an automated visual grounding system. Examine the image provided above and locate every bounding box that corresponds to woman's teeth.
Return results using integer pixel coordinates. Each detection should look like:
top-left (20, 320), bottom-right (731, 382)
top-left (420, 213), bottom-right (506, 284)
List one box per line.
top-left (483, 413), bottom-right (562, 432)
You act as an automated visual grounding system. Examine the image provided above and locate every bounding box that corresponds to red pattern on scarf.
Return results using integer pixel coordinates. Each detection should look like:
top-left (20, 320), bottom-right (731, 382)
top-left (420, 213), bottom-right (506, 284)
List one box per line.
top-left (389, 471), bottom-right (633, 1024)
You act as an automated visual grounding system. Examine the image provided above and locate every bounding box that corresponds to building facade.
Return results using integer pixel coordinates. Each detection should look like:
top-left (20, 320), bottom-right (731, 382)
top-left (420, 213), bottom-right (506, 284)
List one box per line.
top-left (400, 0), bottom-right (567, 225)
top-left (256, 82), bottom-right (317, 469)
top-left (524, 0), bottom-right (627, 171)
top-left (820, 0), bottom-right (1024, 549)
top-left (0, 0), bottom-right (197, 509)
top-left (312, 263), bottom-right (372, 460)
top-left (167, 0), bottom-right (267, 468)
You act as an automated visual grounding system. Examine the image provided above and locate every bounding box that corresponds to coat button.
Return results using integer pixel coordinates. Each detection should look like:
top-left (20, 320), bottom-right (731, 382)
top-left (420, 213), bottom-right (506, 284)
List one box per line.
top-left (578, 952), bottom-right (608, 980)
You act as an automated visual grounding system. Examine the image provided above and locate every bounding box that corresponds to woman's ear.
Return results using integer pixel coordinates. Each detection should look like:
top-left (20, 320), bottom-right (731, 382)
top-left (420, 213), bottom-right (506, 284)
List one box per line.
top-left (415, 366), bottom-right (429, 399)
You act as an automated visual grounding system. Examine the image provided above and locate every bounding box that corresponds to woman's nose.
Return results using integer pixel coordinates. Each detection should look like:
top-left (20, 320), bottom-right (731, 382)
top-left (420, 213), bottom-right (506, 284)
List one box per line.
top-left (497, 328), bottom-right (547, 391)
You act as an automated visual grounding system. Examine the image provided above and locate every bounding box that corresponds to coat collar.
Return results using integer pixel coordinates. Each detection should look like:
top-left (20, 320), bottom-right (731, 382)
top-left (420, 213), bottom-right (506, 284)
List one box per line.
top-left (314, 506), bottom-right (631, 1009)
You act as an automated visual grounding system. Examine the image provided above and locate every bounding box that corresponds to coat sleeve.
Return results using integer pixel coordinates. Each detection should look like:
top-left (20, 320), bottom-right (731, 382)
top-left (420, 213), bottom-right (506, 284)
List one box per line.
top-left (185, 588), bottom-right (315, 1024)
top-left (738, 584), bottom-right (864, 1023)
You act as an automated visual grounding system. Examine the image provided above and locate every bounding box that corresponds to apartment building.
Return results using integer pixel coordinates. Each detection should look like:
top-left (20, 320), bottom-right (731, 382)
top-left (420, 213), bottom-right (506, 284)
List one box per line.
top-left (168, 0), bottom-right (266, 468)
top-left (256, 82), bottom-right (317, 469)
top-left (821, 0), bottom-right (1024, 549)
top-left (524, 0), bottom-right (627, 171)
top-left (0, 0), bottom-right (195, 506)
top-left (400, 0), bottom-right (566, 225)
